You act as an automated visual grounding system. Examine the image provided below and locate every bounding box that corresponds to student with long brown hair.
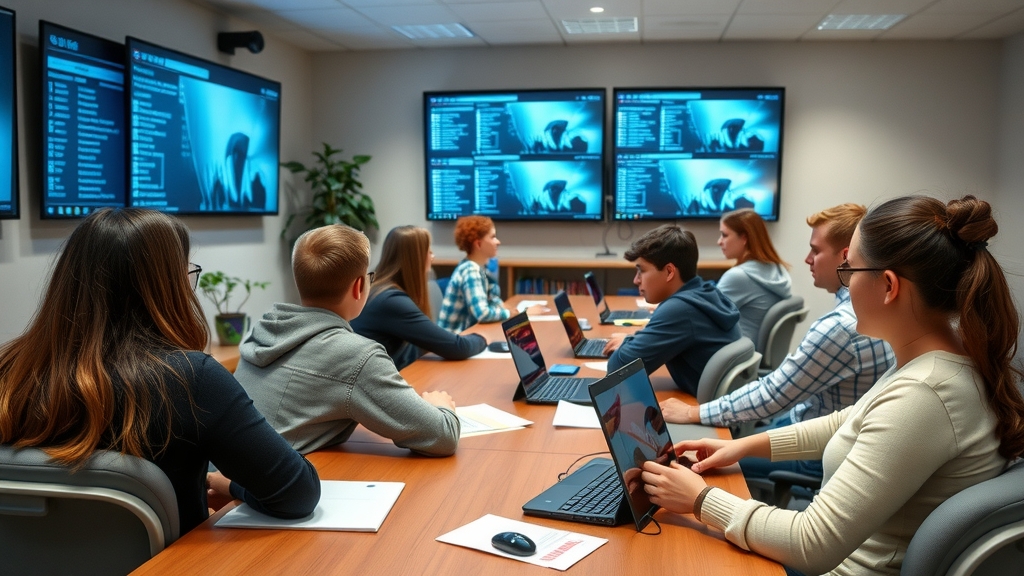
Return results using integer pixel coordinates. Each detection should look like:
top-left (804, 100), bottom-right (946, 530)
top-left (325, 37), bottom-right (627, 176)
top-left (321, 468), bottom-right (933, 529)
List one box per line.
top-left (716, 208), bottom-right (792, 340)
top-left (642, 195), bottom-right (1024, 576)
top-left (0, 208), bottom-right (320, 534)
top-left (351, 225), bottom-right (486, 370)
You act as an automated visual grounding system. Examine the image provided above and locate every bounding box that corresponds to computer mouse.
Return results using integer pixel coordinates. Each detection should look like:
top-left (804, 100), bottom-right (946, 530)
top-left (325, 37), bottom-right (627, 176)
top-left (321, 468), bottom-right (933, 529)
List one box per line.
top-left (487, 341), bottom-right (510, 353)
top-left (491, 531), bottom-right (536, 556)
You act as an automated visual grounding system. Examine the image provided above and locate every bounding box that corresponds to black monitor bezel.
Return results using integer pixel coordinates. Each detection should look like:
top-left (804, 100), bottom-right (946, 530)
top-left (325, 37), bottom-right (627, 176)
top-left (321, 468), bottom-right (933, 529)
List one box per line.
top-left (125, 35), bottom-right (282, 216)
top-left (423, 87), bottom-right (607, 223)
top-left (0, 5), bottom-right (19, 220)
top-left (611, 86), bottom-right (785, 222)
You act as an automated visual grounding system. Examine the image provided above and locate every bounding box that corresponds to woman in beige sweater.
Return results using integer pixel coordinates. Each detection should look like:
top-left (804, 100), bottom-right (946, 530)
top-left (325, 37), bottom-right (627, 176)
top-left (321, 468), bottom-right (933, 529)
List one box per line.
top-left (641, 195), bottom-right (1024, 576)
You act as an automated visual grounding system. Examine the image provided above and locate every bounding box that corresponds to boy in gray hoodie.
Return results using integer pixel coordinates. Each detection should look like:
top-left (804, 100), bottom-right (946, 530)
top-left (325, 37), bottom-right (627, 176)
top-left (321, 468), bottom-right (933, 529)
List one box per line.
top-left (234, 224), bottom-right (460, 456)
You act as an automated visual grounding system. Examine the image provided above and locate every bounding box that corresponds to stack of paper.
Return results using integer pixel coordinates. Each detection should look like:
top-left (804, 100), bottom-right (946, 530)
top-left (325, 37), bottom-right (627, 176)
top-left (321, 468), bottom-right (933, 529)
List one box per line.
top-left (215, 481), bottom-right (404, 532)
top-left (457, 404), bottom-right (533, 437)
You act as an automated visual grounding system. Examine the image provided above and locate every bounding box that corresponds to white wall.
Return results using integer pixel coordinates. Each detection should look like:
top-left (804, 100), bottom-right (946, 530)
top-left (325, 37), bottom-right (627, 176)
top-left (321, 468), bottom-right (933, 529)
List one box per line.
top-left (995, 32), bottom-right (1024, 363)
top-left (312, 41), bottom-right (1001, 328)
top-left (0, 0), bottom-right (313, 342)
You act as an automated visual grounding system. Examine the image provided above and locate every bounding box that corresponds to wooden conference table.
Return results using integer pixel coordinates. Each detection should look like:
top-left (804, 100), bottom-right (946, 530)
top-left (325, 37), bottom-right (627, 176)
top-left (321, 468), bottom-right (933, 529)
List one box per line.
top-left (134, 295), bottom-right (783, 576)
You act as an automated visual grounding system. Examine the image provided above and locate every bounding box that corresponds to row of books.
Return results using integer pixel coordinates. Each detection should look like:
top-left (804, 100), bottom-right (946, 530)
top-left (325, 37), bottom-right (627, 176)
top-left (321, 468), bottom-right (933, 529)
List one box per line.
top-left (514, 278), bottom-right (589, 295)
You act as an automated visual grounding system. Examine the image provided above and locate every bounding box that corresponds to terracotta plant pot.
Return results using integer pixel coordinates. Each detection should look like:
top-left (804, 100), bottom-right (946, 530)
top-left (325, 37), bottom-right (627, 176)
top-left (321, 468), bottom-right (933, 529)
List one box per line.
top-left (214, 313), bottom-right (250, 346)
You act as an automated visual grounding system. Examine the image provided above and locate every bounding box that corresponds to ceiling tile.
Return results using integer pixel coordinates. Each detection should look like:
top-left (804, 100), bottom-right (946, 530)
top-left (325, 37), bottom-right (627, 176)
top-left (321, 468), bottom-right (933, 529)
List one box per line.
top-left (248, 0), bottom-right (346, 9)
top-left (642, 0), bottom-right (742, 16)
top-left (878, 12), bottom-right (1004, 38)
top-left (541, 0), bottom-right (643, 19)
top-left (406, 35), bottom-right (490, 47)
top-left (958, 10), bottom-right (1024, 37)
top-left (737, 0), bottom-right (841, 15)
top-left (315, 27), bottom-right (417, 49)
top-left (354, 4), bottom-right (463, 26)
top-left (562, 32), bottom-right (641, 44)
top-left (800, 28), bottom-right (885, 39)
top-left (641, 15), bottom-right (728, 40)
top-left (724, 13), bottom-right (821, 39)
top-left (829, 0), bottom-right (934, 13)
top-left (341, 0), bottom-right (435, 5)
top-left (275, 7), bottom-right (378, 30)
top-left (465, 19), bottom-right (565, 43)
top-left (925, 0), bottom-right (1024, 11)
top-left (447, 1), bottom-right (549, 21)
top-left (273, 29), bottom-right (346, 51)
top-left (225, 8), bottom-right (302, 31)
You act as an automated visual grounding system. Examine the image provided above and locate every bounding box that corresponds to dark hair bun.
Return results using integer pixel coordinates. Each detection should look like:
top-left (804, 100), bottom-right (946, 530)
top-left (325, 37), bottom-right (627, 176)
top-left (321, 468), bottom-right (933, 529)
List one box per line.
top-left (945, 195), bottom-right (997, 246)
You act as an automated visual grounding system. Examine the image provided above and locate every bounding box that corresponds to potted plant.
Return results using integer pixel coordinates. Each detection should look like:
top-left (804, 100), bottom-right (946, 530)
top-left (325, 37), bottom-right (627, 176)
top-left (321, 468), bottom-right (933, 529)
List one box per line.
top-left (198, 271), bottom-right (270, 346)
top-left (281, 143), bottom-right (376, 241)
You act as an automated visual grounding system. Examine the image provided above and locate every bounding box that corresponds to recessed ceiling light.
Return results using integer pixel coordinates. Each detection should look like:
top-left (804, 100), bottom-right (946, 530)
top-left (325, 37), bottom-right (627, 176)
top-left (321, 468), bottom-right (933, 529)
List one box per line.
top-left (392, 23), bottom-right (474, 39)
top-left (590, 7), bottom-right (604, 13)
top-left (817, 14), bottom-right (905, 30)
top-left (562, 18), bottom-right (638, 34)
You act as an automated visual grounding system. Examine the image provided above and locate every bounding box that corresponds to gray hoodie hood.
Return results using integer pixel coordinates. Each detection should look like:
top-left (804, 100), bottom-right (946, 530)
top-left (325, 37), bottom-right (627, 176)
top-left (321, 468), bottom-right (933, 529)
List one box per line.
top-left (240, 302), bottom-right (348, 368)
top-left (736, 260), bottom-right (792, 298)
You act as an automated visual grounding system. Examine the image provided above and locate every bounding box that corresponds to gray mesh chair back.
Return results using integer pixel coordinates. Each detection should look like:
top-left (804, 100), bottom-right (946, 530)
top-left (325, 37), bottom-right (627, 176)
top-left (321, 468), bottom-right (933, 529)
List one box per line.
top-left (696, 337), bottom-right (761, 404)
top-left (756, 296), bottom-right (808, 375)
top-left (902, 459), bottom-right (1024, 576)
top-left (0, 445), bottom-right (180, 576)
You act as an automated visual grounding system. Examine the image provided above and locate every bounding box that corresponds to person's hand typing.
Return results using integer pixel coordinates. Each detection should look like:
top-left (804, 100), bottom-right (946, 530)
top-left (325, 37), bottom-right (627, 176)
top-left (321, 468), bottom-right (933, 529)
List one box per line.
top-left (602, 333), bottom-right (628, 356)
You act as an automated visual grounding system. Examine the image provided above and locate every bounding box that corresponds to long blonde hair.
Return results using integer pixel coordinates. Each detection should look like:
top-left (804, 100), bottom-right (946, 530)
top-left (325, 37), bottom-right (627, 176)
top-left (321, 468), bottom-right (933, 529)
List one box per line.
top-left (0, 208), bottom-right (208, 466)
top-left (370, 226), bottom-right (432, 317)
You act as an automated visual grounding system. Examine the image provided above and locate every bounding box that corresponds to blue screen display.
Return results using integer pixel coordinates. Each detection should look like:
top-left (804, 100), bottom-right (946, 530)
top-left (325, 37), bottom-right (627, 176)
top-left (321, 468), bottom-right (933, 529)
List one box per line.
top-left (613, 88), bottom-right (784, 221)
top-left (127, 37), bottom-right (280, 215)
top-left (40, 21), bottom-right (125, 219)
top-left (424, 89), bottom-right (605, 221)
top-left (0, 7), bottom-right (18, 219)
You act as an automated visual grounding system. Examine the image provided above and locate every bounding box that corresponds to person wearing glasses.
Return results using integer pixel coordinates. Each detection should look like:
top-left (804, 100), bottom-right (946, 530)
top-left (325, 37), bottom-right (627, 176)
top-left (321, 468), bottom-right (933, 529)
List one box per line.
top-left (234, 224), bottom-right (460, 457)
top-left (350, 225), bottom-right (486, 370)
top-left (0, 208), bottom-right (320, 535)
top-left (660, 203), bottom-right (894, 488)
top-left (643, 195), bottom-right (1024, 576)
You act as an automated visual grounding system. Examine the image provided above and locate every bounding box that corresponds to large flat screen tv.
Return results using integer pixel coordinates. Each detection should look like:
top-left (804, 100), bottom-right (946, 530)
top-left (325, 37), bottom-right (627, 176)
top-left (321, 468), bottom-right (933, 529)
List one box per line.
top-left (0, 5), bottom-right (18, 220)
top-left (612, 87), bottom-right (784, 222)
top-left (424, 89), bottom-right (605, 221)
top-left (40, 21), bottom-right (125, 219)
top-left (126, 37), bottom-right (280, 215)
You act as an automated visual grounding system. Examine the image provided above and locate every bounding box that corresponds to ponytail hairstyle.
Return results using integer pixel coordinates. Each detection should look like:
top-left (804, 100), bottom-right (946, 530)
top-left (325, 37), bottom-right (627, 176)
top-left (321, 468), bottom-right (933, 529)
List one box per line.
top-left (858, 195), bottom-right (1024, 460)
top-left (0, 208), bottom-right (209, 466)
top-left (721, 208), bottom-right (789, 268)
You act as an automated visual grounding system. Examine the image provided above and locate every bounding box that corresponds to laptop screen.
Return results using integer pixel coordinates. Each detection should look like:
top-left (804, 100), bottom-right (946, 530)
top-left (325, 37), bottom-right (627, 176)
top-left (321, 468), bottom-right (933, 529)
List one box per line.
top-left (553, 291), bottom-right (585, 349)
top-left (589, 359), bottom-right (676, 530)
top-left (583, 272), bottom-right (607, 312)
top-left (502, 312), bottom-right (548, 391)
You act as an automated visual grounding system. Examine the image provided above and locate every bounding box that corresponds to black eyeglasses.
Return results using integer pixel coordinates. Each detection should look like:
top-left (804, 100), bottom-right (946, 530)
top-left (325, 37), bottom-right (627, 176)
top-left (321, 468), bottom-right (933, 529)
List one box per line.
top-left (188, 263), bottom-right (202, 290)
top-left (836, 261), bottom-right (885, 288)
top-left (367, 271), bottom-right (375, 284)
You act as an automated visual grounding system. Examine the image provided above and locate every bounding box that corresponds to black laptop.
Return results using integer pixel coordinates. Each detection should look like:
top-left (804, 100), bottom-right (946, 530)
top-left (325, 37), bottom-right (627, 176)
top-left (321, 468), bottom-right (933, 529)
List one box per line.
top-left (583, 271), bottom-right (653, 325)
top-left (553, 291), bottom-right (609, 359)
top-left (502, 312), bottom-right (596, 405)
top-left (522, 359), bottom-right (677, 530)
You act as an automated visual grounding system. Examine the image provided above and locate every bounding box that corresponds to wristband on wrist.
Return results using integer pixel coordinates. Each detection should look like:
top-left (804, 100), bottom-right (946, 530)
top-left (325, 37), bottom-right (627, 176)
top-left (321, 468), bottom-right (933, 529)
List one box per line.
top-left (693, 486), bottom-right (714, 522)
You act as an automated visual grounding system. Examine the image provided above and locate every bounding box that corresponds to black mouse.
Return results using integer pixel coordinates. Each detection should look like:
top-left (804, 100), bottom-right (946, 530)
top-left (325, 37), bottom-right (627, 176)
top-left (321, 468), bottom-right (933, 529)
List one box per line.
top-left (491, 531), bottom-right (536, 556)
top-left (487, 341), bottom-right (510, 353)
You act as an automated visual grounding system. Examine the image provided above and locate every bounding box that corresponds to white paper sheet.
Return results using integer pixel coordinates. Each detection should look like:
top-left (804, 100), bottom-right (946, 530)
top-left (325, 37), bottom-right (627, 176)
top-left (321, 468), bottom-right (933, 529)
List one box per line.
top-left (516, 299), bottom-right (548, 312)
top-left (552, 400), bottom-right (600, 428)
top-left (457, 404), bottom-right (533, 438)
top-left (583, 361), bottom-right (608, 372)
top-left (469, 349), bottom-right (514, 359)
top-left (215, 481), bottom-right (404, 532)
top-left (436, 514), bottom-right (607, 571)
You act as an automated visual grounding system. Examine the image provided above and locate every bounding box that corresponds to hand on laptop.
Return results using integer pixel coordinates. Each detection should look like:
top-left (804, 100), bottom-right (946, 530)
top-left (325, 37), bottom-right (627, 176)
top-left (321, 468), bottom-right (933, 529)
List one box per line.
top-left (673, 434), bottom-right (771, 475)
top-left (602, 333), bottom-right (628, 356)
top-left (660, 398), bottom-right (699, 424)
top-left (423, 390), bottom-right (456, 411)
top-left (640, 460), bottom-right (706, 515)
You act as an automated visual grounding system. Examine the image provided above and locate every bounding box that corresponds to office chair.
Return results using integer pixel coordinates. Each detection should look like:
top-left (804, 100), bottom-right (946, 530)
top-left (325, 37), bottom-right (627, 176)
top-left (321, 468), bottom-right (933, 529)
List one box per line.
top-left (756, 296), bottom-right (809, 377)
top-left (0, 445), bottom-right (180, 576)
top-left (902, 459), bottom-right (1024, 576)
top-left (696, 337), bottom-right (762, 406)
top-left (427, 269), bottom-right (444, 323)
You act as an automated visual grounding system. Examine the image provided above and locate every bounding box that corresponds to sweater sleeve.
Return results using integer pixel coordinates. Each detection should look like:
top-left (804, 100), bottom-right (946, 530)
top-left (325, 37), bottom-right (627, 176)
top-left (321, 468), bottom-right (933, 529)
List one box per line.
top-left (189, 355), bottom-right (321, 519)
top-left (347, 346), bottom-right (461, 456)
top-left (608, 302), bottom-right (692, 374)
top-left (699, 379), bottom-right (958, 575)
top-left (385, 291), bottom-right (487, 360)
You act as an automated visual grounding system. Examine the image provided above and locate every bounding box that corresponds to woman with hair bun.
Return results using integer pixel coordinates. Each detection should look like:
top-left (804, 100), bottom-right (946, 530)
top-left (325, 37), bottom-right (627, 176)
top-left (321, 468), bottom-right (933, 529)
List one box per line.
top-left (641, 195), bottom-right (1024, 576)
top-left (716, 208), bottom-right (792, 340)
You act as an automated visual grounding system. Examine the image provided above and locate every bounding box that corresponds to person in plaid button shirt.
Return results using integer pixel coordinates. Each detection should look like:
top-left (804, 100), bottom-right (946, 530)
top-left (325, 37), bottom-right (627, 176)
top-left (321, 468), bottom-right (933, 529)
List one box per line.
top-left (437, 215), bottom-right (511, 333)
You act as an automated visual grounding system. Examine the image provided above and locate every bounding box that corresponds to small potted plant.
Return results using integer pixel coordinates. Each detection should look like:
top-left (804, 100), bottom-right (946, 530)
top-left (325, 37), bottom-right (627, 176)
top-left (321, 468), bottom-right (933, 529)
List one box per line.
top-left (198, 271), bottom-right (269, 346)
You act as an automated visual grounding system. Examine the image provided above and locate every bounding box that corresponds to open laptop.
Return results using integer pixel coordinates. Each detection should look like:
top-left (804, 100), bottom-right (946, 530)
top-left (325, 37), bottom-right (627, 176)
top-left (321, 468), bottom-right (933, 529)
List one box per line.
top-left (522, 359), bottom-right (678, 530)
top-left (553, 291), bottom-right (609, 359)
top-left (502, 312), bottom-right (597, 405)
top-left (583, 271), bottom-right (653, 325)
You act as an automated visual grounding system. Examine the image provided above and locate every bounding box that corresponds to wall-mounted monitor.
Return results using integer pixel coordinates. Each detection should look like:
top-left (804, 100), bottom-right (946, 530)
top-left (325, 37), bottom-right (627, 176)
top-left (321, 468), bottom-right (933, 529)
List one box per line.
top-left (424, 89), bottom-right (605, 222)
top-left (126, 37), bottom-right (280, 215)
top-left (612, 87), bottom-right (784, 222)
top-left (40, 21), bottom-right (125, 220)
top-left (0, 5), bottom-right (18, 220)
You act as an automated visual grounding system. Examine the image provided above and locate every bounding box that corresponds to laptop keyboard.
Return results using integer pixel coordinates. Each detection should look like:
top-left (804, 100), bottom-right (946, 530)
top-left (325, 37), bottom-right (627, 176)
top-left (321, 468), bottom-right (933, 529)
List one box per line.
top-left (560, 466), bottom-right (622, 516)
top-left (536, 376), bottom-right (583, 401)
top-left (606, 309), bottom-right (649, 320)
top-left (578, 339), bottom-right (608, 357)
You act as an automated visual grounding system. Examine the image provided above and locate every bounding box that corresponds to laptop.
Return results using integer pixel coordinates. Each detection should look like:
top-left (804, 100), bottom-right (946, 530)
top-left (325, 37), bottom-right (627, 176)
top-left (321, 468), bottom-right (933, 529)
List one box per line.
top-left (553, 291), bottom-right (609, 359)
top-left (502, 312), bottom-right (597, 405)
top-left (522, 359), bottom-right (678, 530)
top-left (583, 271), bottom-right (653, 325)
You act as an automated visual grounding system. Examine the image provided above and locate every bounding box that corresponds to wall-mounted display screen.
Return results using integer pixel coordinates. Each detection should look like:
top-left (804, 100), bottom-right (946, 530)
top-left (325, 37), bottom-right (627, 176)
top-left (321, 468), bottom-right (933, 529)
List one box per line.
top-left (127, 37), bottom-right (280, 215)
top-left (424, 89), bottom-right (605, 221)
top-left (40, 21), bottom-right (125, 219)
top-left (613, 88), bottom-right (784, 221)
top-left (0, 6), bottom-right (18, 219)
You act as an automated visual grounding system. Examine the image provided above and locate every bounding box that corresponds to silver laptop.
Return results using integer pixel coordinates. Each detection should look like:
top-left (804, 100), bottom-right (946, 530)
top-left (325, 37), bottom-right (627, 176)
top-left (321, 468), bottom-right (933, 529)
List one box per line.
top-left (502, 312), bottom-right (596, 405)
top-left (583, 271), bottom-right (653, 325)
top-left (553, 290), bottom-right (609, 359)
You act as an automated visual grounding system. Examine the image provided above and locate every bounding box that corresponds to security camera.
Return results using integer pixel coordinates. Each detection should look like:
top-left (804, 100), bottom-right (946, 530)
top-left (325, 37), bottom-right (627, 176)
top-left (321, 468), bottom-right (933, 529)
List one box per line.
top-left (217, 31), bottom-right (264, 55)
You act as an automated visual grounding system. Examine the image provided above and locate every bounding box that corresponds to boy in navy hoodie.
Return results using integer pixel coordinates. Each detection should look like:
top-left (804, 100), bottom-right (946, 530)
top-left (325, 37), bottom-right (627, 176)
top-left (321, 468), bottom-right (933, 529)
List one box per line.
top-left (604, 225), bottom-right (741, 395)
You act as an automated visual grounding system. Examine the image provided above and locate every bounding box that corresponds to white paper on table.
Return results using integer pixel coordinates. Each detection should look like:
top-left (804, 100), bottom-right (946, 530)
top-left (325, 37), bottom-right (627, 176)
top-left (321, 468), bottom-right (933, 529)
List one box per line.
top-left (456, 404), bottom-right (533, 438)
top-left (469, 349), bottom-right (513, 360)
top-left (583, 361), bottom-right (608, 372)
top-left (527, 315), bottom-right (560, 322)
top-left (436, 514), bottom-right (607, 571)
top-left (552, 400), bottom-right (600, 428)
top-left (215, 481), bottom-right (403, 532)
top-left (517, 299), bottom-right (549, 312)
top-left (635, 298), bottom-right (656, 310)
